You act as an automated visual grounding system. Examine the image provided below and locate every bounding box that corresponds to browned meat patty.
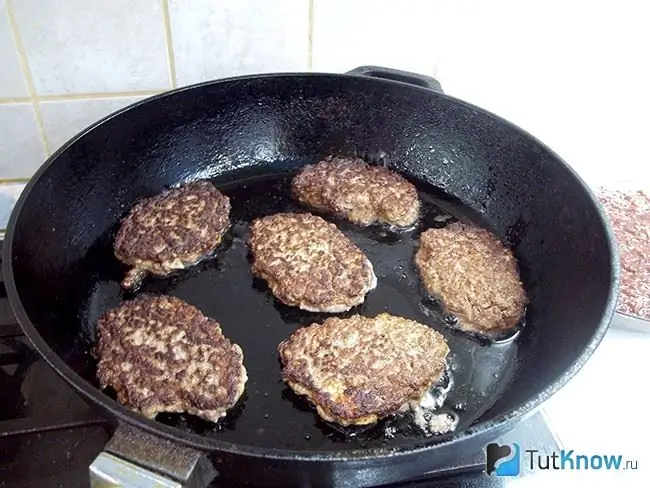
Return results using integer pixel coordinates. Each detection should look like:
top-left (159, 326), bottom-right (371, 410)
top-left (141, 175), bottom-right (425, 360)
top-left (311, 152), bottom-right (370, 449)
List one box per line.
top-left (279, 313), bottom-right (449, 426)
top-left (248, 213), bottom-right (376, 313)
top-left (94, 295), bottom-right (246, 422)
top-left (114, 181), bottom-right (230, 289)
top-left (292, 156), bottom-right (420, 228)
top-left (415, 222), bottom-right (527, 334)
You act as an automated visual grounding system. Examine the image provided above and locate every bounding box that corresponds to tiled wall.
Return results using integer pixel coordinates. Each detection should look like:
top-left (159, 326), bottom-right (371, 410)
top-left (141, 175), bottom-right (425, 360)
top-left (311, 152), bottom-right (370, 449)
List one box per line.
top-left (1, 0), bottom-right (648, 230)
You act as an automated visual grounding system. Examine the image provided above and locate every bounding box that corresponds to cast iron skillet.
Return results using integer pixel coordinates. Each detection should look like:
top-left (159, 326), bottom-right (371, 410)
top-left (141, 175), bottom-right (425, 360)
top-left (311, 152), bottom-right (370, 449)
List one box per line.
top-left (3, 67), bottom-right (619, 487)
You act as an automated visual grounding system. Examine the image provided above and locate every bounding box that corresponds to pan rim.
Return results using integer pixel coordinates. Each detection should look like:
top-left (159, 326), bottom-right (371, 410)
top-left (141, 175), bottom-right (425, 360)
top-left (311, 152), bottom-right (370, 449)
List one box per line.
top-left (2, 71), bottom-right (620, 462)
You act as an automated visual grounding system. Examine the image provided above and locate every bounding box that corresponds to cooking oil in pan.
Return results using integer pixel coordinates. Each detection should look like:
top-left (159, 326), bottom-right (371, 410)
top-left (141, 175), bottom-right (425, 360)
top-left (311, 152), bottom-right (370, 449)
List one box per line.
top-left (78, 170), bottom-right (522, 451)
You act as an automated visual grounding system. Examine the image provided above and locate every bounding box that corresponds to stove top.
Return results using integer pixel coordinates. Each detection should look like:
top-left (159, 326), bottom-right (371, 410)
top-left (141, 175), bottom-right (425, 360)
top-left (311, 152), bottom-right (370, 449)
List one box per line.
top-left (0, 241), bottom-right (560, 488)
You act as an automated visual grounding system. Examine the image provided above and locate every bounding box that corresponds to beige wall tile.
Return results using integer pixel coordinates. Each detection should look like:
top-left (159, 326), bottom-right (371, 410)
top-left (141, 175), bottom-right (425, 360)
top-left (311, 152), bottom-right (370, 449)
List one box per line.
top-left (312, 0), bottom-right (443, 75)
top-left (40, 96), bottom-right (150, 152)
top-left (0, 0), bottom-right (28, 98)
top-left (0, 103), bottom-right (45, 178)
top-left (0, 182), bottom-right (25, 229)
top-left (435, 0), bottom-right (650, 187)
top-left (12, 0), bottom-right (170, 95)
top-left (169, 0), bottom-right (309, 86)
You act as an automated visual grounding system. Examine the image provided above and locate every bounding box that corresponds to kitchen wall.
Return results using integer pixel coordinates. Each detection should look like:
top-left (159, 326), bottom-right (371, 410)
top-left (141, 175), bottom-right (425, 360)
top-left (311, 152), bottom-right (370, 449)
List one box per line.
top-left (0, 0), bottom-right (648, 230)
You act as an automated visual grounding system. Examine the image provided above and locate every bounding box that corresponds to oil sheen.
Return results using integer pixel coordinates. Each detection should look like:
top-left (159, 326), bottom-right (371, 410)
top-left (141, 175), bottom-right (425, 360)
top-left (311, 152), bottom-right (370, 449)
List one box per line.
top-left (78, 171), bottom-right (521, 452)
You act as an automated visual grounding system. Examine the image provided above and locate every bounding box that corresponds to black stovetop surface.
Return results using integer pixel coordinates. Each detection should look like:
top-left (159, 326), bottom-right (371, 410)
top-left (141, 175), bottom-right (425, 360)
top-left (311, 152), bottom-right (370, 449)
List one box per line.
top-left (0, 242), bottom-right (559, 488)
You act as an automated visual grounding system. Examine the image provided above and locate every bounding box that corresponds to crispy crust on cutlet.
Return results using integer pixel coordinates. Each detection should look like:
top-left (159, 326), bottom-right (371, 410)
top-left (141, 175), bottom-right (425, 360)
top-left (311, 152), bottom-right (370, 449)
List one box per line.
top-left (292, 156), bottom-right (420, 227)
top-left (278, 313), bottom-right (449, 426)
top-left (114, 181), bottom-right (230, 287)
top-left (248, 213), bottom-right (376, 312)
top-left (94, 295), bottom-right (246, 422)
top-left (415, 222), bottom-right (528, 334)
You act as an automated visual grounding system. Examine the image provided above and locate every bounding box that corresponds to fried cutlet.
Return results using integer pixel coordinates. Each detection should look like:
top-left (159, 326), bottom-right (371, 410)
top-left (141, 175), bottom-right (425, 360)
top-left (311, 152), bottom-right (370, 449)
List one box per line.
top-left (248, 213), bottom-right (377, 313)
top-left (415, 222), bottom-right (528, 334)
top-left (278, 313), bottom-right (449, 426)
top-left (292, 156), bottom-right (420, 228)
top-left (114, 180), bottom-right (230, 289)
top-left (94, 295), bottom-right (246, 422)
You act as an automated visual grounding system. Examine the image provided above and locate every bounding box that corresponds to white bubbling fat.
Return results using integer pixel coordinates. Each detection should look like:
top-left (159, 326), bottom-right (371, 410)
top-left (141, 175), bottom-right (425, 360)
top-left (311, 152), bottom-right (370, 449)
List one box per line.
top-left (410, 368), bottom-right (457, 436)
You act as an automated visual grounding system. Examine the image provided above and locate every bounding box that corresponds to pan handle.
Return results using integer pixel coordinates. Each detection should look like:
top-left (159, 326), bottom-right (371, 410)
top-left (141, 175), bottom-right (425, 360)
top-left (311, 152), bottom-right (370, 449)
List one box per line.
top-left (89, 423), bottom-right (217, 487)
top-left (346, 65), bottom-right (444, 93)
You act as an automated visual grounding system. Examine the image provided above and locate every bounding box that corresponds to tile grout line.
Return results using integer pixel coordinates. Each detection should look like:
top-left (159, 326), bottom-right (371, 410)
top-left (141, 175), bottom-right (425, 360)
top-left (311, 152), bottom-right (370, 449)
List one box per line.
top-left (0, 97), bottom-right (30, 105)
top-left (38, 90), bottom-right (164, 102)
top-left (0, 177), bottom-right (30, 184)
top-left (431, 1), bottom-right (453, 80)
top-left (307, 0), bottom-right (314, 71)
top-left (5, 0), bottom-right (51, 156)
top-left (161, 0), bottom-right (178, 88)
top-left (1, 91), bottom-right (164, 105)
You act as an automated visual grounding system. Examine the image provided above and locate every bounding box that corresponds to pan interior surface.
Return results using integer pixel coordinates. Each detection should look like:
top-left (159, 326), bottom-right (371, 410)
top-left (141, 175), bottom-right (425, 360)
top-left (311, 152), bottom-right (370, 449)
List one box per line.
top-left (76, 170), bottom-right (520, 451)
top-left (6, 74), bottom-right (616, 454)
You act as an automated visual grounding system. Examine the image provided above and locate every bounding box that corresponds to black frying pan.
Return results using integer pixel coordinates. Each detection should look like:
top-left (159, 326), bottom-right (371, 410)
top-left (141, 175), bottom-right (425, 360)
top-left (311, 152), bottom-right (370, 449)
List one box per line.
top-left (3, 67), bottom-right (619, 487)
